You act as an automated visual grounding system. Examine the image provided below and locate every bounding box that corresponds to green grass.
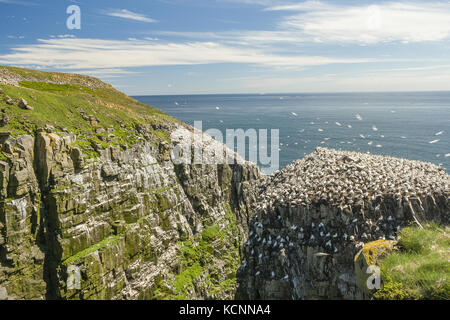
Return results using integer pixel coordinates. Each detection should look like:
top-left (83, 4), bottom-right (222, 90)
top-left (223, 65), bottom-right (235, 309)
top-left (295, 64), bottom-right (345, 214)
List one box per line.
top-left (0, 152), bottom-right (7, 161)
top-left (20, 80), bottom-right (96, 95)
top-left (50, 184), bottom-right (71, 192)
top-left (155, 186), bottom-right (172, 195)
top-left (0, 66), bottom-right (241, 300)
top-left (201, 225), bottom-right (220, 241)
top-left (152, 205), bottom-right (241, 300)
top-left (375, 223), bottom-right (450, 300)
top-left (154, 129), bottom-right (171, 143)
top-left (172, 262), bottom-right (204, 298)
top-left (0, 66), bottom-right (179, 152)
top-left (62, 235), bottom-right (121, 265)
top-left (1, 66), bottom-right (55, 82)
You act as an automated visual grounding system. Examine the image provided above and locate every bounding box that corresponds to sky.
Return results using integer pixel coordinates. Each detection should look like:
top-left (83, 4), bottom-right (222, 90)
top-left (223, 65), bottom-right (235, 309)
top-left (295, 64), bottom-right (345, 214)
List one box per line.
top-left (1, 0), bottom-right (450, 95)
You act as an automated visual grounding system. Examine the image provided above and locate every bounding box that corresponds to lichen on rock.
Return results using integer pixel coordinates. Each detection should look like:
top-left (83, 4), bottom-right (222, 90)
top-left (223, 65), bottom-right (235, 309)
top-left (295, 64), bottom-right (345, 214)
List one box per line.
top-left (354, 239), bottom-right (397, 298)
top-left (1, 67), bottom-right (448, 301)
top-left (0, 67), bottom-right (262, 300)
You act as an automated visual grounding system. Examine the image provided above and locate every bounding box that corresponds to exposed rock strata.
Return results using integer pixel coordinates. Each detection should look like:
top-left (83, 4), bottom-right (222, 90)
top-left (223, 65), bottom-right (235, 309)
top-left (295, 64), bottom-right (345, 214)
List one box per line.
top-left (0, 66), bottom-right (112, 89)
top-left (1, 68), bottom-right (448, 302)
top-left (0, 125), bottom-right (261, 300)
top-left (236, 148), bottom-right (449, 300)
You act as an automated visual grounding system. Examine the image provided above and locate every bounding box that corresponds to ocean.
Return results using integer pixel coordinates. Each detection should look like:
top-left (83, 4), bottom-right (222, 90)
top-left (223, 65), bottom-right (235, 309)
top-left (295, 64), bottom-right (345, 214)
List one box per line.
top-left (134, 92), bottom-right (450, 174)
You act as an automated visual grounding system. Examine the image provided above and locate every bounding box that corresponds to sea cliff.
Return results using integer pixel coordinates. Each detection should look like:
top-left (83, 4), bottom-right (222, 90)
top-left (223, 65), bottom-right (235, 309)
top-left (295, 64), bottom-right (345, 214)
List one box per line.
top-left (236, 148), bottom-right (448, 299)
top-left (0, 66), bottom-right (261, 300)
top-left (0, 67), bottom-right (448, 300)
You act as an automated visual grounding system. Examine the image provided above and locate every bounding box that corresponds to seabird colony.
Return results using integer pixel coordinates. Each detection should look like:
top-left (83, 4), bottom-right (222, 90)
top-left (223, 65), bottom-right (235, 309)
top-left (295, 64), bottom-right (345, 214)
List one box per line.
top-left (245, 147), bottom-right (449, 257)
top-left (256, 147), bottom-right (449, 214)
top-left (238, 148), bottom-right (449, 299)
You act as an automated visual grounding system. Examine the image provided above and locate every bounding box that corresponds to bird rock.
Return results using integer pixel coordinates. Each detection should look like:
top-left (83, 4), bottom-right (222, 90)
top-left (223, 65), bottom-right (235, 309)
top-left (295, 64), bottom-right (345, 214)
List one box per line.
top-left (237, 148), bottom-right (449, 300)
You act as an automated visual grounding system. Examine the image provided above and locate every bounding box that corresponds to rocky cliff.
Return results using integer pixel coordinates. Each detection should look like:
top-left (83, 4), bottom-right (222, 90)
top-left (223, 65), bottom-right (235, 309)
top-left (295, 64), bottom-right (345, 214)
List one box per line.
top-left (236, 148), bottom-right (449, 300)
top-left (0, 66), bottom-right (261, 300)
top-left (0, 67), bottom-right (448, 301)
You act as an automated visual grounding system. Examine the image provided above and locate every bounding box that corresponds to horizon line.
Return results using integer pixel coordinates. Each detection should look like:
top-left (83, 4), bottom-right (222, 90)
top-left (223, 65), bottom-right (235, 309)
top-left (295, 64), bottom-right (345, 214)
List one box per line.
top-left (130, 89), bottom-right (450, 97)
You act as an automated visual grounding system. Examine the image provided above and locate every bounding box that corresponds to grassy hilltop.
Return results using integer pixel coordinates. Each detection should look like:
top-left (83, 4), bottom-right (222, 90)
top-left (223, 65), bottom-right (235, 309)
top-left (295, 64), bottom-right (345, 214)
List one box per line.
top-left (0, 66), bottom-right (255, 300)
top-left (0, 66), bottom-right (176, 159)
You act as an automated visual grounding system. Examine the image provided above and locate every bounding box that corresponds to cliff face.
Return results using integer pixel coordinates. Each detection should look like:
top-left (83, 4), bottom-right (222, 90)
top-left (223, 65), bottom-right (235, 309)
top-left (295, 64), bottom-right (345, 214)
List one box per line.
top-left (1, 67), bottom-right (448, 301)
top-left (0, 126), bottom-right (261, 300)
top-left (0, 67), bottom-right (261, 300)
top-left (236, 148), bottom-right (449, 300)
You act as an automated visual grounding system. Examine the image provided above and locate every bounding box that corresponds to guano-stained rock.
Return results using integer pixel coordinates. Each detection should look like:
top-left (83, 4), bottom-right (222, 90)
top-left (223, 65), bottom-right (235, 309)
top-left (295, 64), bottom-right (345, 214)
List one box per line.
top-left (236, 148), bottom-right (449, 300)
top-left (0, 124), bottom-right (262, 300)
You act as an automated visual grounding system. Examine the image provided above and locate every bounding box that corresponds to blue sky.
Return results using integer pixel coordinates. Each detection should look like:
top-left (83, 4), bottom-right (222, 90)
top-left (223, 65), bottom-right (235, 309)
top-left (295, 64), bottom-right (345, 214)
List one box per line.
top-left (1, 0), bottom-right (450, 95)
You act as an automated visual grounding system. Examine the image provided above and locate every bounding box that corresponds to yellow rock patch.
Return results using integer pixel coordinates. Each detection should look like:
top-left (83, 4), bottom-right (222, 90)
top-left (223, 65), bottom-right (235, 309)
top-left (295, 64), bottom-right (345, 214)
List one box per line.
top-left (355, 239), bottom-right (397, 266)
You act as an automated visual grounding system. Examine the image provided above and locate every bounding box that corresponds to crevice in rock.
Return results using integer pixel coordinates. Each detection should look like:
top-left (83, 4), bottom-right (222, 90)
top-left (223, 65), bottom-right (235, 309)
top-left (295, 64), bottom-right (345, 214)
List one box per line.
top-left (32, 132), bottom-right (63, 300)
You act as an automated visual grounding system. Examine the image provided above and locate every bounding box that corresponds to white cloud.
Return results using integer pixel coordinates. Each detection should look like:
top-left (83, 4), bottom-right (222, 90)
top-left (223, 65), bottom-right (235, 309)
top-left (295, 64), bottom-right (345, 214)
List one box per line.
top-left (375, 64), bottom-right (450, 72)
top-left (265, 0), bottom-right (331, 11)
top-left (72, 68), bottom-right (138, 79)
top-left (0, 37), bottom-right (383, 70)
top-left (49, 34), bottom-right (75, 39)
top-left (2, 1), bottom-right (449, 94)
top-left (154, 2), bottom-right (450, 46)
top-left (222, 0), bottom-right (287, 5)
top-left (266, 1), bottom-right (450, 44)
top-left (225, 71), bottom-right (450, 93)
top-left (102, 9), bottom-right (157, 23)
top-left (0, 0), bottom-right (38, 6)
top-left (154, 30), bottom-right (307, 46)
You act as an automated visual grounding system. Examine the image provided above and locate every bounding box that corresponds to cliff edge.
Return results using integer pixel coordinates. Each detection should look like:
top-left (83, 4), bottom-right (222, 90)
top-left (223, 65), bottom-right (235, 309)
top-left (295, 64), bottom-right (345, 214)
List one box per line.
top-left (0, 66), bottom-right (261, 300)
top-left (0, 67), bottom-right (447, 301)
top-left (236, 147), bottom-right (449, 299)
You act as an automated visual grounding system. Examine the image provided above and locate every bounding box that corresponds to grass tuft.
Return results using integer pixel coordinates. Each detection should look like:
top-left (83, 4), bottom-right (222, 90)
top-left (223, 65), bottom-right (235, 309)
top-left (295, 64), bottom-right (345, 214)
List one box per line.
top-left (375, 223), bottom-right (450, 300)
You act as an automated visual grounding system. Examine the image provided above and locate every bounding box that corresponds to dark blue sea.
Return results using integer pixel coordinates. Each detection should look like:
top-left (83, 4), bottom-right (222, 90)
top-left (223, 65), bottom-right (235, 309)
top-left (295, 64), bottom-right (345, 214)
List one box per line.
top-left (134, 92), bottom-right (449, 174)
